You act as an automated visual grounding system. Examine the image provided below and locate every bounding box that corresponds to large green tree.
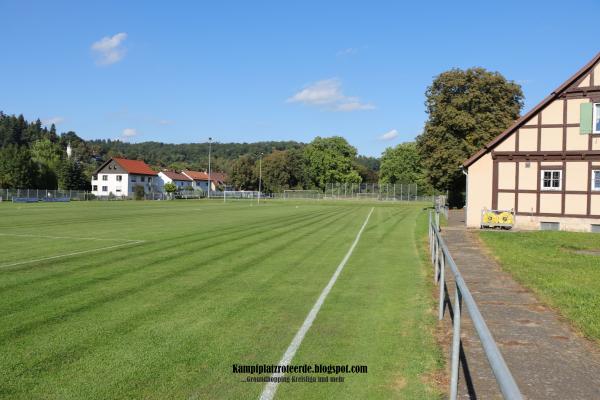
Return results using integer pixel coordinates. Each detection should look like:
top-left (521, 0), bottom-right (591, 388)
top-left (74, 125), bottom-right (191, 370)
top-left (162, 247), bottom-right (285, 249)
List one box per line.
top-left (303, 136), bottom-right (362, 190)
top-left (31, 138), bottom-right (63, 189)
top-left (0, 145), bottom-right (38, 188)
top-left (379, 142), bottom-right (422, 184)
top-left (58, 160), bottom-right (89, 190)
top-left (416, 68), bottom-right (523, 203)
top-left (261, 149), bottom-right (305, 192)
top-left (230, 155), bottom-right (258, 190)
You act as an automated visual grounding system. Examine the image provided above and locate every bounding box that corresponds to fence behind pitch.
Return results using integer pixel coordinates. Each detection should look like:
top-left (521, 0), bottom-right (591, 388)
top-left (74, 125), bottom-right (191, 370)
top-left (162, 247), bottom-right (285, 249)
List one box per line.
top-left (0, 189), bottom-right (91, 202)
top-left (322, 182), bottom-right (436, 202)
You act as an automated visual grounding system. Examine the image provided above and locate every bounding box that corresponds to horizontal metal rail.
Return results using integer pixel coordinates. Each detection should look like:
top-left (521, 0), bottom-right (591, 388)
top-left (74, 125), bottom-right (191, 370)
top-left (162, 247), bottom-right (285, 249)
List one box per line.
top-left (429, 211), bottom-right (522, 400)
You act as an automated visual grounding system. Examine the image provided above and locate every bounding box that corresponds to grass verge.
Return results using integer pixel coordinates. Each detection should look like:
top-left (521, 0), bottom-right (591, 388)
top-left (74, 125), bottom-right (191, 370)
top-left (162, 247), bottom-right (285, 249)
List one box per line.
top-left (478, 230), bottom-right (600, 341)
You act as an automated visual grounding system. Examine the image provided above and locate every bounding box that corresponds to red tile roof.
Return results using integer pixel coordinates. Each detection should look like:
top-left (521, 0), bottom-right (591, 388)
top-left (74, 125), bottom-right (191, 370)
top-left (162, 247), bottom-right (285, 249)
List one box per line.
top-left (210, 172), bottom-right (228, 184)
top-left (161, 171), bottom-right (192, 181)
top-left (113, 158), bottom-right (157, 175)
top-left (182, 170), bottom-right (210, 181)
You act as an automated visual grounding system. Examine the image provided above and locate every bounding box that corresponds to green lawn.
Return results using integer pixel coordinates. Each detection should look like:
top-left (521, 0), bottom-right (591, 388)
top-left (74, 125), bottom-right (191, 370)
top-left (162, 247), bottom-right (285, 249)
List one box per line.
top-left (0, 200), bottom-right (441, 399)
top-left (479, 230), bottom-right (600, 341)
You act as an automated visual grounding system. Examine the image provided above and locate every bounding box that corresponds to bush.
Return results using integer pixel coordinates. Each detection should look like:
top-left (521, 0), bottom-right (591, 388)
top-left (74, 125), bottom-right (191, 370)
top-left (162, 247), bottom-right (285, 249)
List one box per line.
top-left (133, 185), bottom-right (145, 200)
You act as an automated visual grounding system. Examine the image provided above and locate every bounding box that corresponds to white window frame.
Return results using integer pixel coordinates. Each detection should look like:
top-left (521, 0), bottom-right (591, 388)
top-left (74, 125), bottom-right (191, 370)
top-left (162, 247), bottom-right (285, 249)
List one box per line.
top-left (102, 175), bottom-right (108, 181)
top-left (102, 186), bottom-right (108, 192)
top-left (116, 175), bottom-right (122, 182)
top-left (592, 170), bottom-right (600, 191)
top-left (540, 170), bottom-right (562, 191)
top-left (594, 103), bottom-right (600, 133)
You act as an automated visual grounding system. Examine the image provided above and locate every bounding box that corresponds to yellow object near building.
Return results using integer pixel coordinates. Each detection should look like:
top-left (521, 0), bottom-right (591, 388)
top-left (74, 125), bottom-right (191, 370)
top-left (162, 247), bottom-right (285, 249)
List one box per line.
top-left (481, 209), bottom-right (514, 229)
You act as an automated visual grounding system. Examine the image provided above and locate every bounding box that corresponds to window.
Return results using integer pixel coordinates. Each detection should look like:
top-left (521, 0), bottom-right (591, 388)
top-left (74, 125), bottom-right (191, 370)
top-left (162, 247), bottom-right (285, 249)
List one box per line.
top-left (116, 187), bottom-right (121, 193)
top-left (141, 176), bottom-right (145, 182)
top-left (116, 175), bottom-right (122, 181)
top-left (592, 170), bottom-right (600, 191)
top-left (131, 176), bottom-right (137, 182)
top-left (594, 103), bottom-right (600, 133)
top-left (540, 222), bottom-right (560, 231)
top-left (102, 175), bottom-right (108, 181)
top-left (541, 170), bottom-right (562, 191)
top-left (102, 186), bottom-right (108, 192)
top-left (93, 185), bottom-right (98, 191)
top-left (92, 175), bottom-right (98, 180)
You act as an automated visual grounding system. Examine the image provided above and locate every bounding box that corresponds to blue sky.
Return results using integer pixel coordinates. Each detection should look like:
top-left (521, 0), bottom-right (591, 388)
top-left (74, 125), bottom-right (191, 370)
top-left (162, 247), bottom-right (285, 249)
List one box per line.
top-left (2, 1), bottom-right (599, 156)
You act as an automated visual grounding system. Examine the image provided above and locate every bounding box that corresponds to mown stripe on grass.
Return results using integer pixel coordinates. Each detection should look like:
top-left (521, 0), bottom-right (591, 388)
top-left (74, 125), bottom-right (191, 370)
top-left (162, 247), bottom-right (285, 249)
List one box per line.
top-left (1, 207), bottom-right (362, 389)
top-left (260, 207), bottom-right (374, 400)
top-left (0, 208), bottom-right (350, 314)
top-left (0, 208), bottom-right (354, 346)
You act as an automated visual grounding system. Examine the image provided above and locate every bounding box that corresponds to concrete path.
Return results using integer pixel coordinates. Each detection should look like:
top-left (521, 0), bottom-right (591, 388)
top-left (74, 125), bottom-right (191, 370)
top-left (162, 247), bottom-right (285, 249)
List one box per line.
top-left (440, 210), bottom-right (600, 399)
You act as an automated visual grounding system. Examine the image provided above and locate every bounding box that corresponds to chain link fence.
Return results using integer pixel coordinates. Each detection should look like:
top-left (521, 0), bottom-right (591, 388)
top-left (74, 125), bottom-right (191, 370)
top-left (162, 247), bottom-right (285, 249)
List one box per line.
top-left (0, 185), bottom-right (446, 203)
top-left (321, 182), bottom-right (434, 202)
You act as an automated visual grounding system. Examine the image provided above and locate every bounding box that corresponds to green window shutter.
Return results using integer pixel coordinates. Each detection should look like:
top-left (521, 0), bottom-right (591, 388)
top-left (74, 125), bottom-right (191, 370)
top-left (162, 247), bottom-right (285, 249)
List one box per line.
top-left (580, 103), bottom-right (593, 134)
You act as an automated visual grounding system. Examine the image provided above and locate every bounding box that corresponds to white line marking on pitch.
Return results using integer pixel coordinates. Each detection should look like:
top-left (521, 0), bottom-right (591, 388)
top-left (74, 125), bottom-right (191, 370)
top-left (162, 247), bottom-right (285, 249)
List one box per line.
top-left (0, 240), bottom-right (145, 269)
top-left (0, 232), bottom-right (141, 243)
top-left (259, 207), bottom-right (374, 400)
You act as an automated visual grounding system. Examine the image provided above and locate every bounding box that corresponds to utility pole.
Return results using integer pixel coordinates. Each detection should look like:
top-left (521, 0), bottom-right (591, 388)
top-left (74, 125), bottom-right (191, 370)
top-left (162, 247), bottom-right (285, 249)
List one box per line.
top-left (208, 137), bottom-right (212, 199)
top-left (258, 152), bottom-right (264, 205)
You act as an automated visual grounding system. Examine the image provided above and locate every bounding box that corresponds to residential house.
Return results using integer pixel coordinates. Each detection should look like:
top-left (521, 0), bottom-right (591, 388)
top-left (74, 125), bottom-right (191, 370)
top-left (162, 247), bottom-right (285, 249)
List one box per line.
top-left (91, 158), bottom-right (159, 197)
top-left (157, 171), bottom-right (193, 190)
top-left (463, 52), bottom-right (600, 231)
top-left (181, 170), bottom-right (217, 192)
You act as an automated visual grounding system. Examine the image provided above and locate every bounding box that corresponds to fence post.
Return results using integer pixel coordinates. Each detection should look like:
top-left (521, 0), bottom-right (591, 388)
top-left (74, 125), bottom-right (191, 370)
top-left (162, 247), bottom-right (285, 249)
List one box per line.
top-left (450, 284), bottom-right (462, 400)
top-left (438, 251), bottom-right (445, 320)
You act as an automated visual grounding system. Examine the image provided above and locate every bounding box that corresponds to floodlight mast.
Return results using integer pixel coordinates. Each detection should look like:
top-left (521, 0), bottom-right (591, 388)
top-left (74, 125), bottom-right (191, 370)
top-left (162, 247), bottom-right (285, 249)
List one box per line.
top-left (258, 152), bottom-right (264, 205)
top-left (208, 137), bottom-right (212, 199)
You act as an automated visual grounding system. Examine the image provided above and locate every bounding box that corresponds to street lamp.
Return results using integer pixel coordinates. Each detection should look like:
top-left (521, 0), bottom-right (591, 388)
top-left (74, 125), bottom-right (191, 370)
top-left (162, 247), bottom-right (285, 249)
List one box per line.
top-left (258, 152), bottom-right (264, 205)
top-left (208, 137), bottom-right (212, 199)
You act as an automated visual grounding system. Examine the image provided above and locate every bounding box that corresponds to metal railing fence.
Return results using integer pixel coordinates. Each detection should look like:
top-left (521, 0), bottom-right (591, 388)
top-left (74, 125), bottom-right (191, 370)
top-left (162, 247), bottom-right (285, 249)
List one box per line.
top-left (428, 211), bottom-right (522, 400)
top-left (0, 188), bottom-right (92, 201)
top-left (323, 182), bottom-right (431, 201)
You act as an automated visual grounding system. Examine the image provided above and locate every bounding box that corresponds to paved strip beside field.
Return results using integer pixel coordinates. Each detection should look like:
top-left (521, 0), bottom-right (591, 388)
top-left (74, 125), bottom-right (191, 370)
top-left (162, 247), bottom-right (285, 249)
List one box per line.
top-left (259, 207), bottom-right (374, 400)
top-left (441, 210), bottom-right (600, 399)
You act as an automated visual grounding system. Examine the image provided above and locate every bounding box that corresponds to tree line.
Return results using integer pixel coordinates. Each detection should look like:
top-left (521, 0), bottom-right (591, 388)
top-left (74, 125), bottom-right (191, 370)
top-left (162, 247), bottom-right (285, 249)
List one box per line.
top-left (0, 67), bottom-right (524, 201)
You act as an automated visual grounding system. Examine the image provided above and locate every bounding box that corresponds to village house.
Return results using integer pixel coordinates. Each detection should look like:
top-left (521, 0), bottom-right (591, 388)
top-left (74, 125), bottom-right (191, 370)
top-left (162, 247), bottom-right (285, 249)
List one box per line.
top-left (181, 170), bottom-right (218, 192)
top-left (157, 171), bottom-right (193, 190)
top-left (91, 158), bottom-right (159, 197)
top-left (464, 52), bottom-right (600, 232)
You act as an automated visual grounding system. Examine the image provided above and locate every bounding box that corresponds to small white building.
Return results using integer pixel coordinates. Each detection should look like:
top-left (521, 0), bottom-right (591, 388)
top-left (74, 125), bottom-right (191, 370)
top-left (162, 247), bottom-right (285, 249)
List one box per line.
top-left (91, 158), bottom-right (159, 197)
top-left (181, 170), bottom-right (216, 192)
top-left (157, 171), bottom-right (193, 190)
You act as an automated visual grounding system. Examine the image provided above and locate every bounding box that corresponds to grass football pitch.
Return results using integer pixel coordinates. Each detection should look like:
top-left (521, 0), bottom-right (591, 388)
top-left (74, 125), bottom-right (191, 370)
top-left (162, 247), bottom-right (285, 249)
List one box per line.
top-left (0, 200), bottom-right (442, 399)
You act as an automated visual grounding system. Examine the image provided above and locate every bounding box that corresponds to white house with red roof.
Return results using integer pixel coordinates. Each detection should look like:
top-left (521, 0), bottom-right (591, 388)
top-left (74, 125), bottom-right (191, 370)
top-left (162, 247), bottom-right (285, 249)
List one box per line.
top-left (91, 158), bottom-right (159, 197)
top-left (181, 170), bottom-right (217, 192)
top-left (157, 171), bottom-right (193, 190)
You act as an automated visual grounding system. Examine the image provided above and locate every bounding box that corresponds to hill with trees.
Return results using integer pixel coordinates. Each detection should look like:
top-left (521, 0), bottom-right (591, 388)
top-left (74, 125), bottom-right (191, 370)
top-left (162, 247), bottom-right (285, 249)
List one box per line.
top-left (0, 67), bottom-right (523, 198)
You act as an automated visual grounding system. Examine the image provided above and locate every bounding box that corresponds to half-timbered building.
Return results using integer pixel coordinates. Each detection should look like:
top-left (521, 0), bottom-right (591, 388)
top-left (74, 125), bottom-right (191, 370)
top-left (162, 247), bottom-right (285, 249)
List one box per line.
top-left (464, 52), bottom-right (600, 231)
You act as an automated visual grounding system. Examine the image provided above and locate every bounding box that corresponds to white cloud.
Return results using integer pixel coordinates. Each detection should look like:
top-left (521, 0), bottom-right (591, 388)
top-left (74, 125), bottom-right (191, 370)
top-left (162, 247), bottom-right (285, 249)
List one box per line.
top-left (379, 129), bottom-right (399, 141)
top-left (41, 116), bottom-right (64, 126)
top-left (336, 47), bottom-right (359, 56)
top-left (336, 101), bottom-right (375, 112)
top-left (122, 128), bottom-right (138, 138)
top-left (91, 33), bottom-right (127, 65)
top-left (158, 119), bottom-right (174, 125)
top-left (287, 78), bottom-right (344, 105)
top-left (287, 78), bottom-right (375, 112)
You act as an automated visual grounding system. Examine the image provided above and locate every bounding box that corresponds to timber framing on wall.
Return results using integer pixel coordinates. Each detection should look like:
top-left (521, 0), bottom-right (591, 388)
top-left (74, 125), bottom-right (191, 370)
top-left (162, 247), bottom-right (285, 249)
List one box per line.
top-left (466, 51), bottom-right (600, 220)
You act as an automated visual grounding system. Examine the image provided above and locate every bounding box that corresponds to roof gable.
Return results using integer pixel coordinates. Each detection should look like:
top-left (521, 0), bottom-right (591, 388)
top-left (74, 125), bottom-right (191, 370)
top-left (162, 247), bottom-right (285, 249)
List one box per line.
top-left (161, 171), bottom-right (192, 181)
top-left (95, 158), bottom-right (157, 175)
top-left (464, 51), bottom-right (600, 168)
